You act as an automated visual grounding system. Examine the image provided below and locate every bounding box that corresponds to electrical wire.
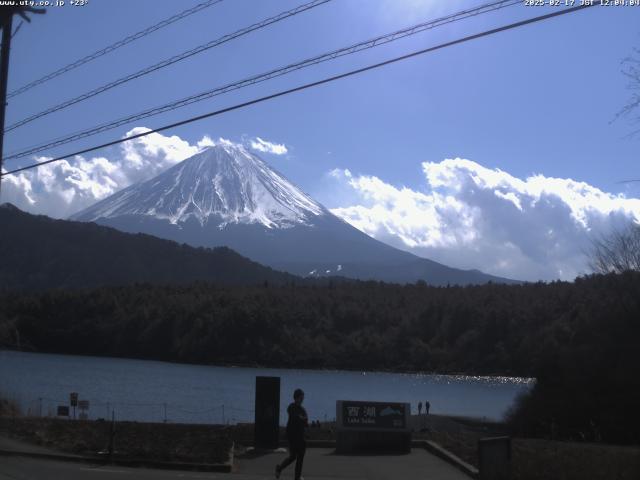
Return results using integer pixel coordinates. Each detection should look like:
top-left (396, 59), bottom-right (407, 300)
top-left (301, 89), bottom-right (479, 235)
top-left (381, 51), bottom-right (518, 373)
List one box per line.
top-left (1, 3), bottom-right (596, 178)
top-left (4, 0), bottom-right (333, 132)
top-left (4, 0), bottom-right (519, 161)
top-left (7, 0), bottom-right (225, 99)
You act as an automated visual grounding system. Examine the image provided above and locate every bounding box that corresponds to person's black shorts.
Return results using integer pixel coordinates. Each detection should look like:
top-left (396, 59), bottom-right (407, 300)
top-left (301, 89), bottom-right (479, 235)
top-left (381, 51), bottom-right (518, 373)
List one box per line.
top-left (287, 434), bottom-right (306, 452)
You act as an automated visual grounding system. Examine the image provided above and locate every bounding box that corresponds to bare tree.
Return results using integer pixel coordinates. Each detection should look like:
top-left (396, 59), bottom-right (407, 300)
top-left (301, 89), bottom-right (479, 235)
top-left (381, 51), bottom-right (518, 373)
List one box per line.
top-left (616, 48), bottom-right (640, 136)
top-left (595, 47), bottom-right (640, 272)
top-left (589, 222), bottom-right (640, 274)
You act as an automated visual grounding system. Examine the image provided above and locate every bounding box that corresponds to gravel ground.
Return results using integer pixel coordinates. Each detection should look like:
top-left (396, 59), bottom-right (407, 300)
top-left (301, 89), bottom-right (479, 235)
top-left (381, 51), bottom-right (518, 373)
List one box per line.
top-left (0, 417), bottom-right (233, 464)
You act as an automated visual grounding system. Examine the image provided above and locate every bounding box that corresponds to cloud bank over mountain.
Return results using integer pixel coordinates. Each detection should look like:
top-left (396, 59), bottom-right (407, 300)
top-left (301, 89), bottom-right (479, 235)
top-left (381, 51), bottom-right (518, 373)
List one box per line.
top-left (1, 129), bottom-right (282, 219)
top-left (329, 159), bottom-right (640, 281)
top-left (1, 128), bottom-right (209, 219)
top-left (3, 128), bottom-right (639, 281)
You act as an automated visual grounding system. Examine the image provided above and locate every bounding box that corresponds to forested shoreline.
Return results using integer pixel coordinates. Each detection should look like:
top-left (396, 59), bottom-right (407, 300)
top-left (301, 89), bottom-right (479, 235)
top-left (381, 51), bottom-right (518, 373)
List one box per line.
top-left (1, 272), bottom-right (639, 443)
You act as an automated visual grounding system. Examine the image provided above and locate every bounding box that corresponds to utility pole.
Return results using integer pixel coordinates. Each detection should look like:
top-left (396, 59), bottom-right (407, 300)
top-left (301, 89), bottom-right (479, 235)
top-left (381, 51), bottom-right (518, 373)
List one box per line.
top-left (0, 6), bottom-right (45, 189)
top-left (0, 12), bottom-right (13, 182)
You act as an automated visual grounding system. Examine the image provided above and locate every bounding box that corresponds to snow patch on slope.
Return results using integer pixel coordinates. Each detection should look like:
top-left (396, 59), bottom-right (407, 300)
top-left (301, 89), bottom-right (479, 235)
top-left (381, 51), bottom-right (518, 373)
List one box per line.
top-left (72, 143), bottom-right (325, 229)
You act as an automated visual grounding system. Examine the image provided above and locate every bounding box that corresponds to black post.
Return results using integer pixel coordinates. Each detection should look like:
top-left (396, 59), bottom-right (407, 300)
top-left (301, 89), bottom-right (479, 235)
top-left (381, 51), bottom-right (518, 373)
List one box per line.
top-left (108, 410), bottom-right (115, 462)
top-left (0, 13), bottom-right (13, 185)
top-left (254, 376), bottom-right (281, 450)
top-left (478, 436), bottom-right (511, 480)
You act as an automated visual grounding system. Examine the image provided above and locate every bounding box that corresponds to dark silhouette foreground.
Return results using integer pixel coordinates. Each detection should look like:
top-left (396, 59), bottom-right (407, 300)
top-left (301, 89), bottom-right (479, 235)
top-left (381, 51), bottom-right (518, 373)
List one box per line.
top-left (276, 388), bottom-right (308, 480)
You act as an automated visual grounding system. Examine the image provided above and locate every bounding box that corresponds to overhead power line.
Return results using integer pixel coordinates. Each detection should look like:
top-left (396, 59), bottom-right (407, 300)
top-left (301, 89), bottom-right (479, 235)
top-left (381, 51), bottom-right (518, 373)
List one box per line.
top-left (5, 0), bottom-right (520, 161)
top-left (1, 5), bottom-right (46, 194)
top-left (4, 0), bottom-right (332, 133)
top-left (11, 20), bottom-right (24, 39)
top-left (1, 3), bottom-right (597, 179)
top-left (7, 0), bottom-right (224, 99)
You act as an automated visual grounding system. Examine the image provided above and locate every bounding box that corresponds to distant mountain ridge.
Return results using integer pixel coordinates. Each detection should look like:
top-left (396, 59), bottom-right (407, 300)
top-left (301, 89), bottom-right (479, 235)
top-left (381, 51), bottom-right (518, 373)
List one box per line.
top-left (0, 203), bottom-right (298, 290)
top-left (72, 144), bottom-right (518, 286)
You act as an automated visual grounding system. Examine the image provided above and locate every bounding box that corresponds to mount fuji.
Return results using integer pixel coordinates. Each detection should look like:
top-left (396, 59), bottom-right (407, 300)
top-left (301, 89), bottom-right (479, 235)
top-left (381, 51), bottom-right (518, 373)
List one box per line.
top-left (72, 143), bottom-right (515, 285)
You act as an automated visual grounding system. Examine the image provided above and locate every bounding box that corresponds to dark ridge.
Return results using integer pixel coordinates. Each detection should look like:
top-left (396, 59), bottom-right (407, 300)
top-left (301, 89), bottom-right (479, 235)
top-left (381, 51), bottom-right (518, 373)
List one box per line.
top-left (0, 203), bottom-right (300, 290)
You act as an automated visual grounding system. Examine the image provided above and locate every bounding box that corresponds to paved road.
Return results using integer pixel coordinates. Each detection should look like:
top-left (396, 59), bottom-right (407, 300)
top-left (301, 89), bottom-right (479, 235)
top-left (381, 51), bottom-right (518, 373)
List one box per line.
top-left (237, 447), bottom-right (469, 479)
top-left (0, 448), bottom-right (469, 480)
top-left (0, 436), bottom-right (78, 456)
top-left (0, 456), bottom-right (220, 480)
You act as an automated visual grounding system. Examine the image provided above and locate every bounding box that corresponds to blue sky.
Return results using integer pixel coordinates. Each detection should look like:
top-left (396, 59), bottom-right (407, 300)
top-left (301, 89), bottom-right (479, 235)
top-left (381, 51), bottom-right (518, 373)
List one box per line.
top-left (3, 0), bottom-right (640, 280)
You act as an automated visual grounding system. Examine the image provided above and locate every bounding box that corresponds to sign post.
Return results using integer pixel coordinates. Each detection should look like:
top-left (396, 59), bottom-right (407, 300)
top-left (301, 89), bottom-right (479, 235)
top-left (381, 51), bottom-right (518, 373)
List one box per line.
top-left (78, 400), bottom-right (90, 420)
top-left (336, 400), bottom-right (411, 453)
top-left (70, 392), bottom-right (78, 420)
top-left (57, 405), bottom-right (69, 417)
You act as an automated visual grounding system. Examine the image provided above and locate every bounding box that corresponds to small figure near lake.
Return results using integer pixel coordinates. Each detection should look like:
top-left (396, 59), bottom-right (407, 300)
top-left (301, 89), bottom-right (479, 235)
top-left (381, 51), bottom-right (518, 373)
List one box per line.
top-left (425, 400), bottom-right (430, 415)
top-left (418, 401), bottom-right (423, 415)
top-left (276, 388), bottom-right (308, 480)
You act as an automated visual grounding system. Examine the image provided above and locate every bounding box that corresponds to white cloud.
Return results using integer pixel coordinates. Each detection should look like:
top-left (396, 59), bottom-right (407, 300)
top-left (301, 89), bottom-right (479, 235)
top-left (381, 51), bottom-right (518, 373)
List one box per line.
top-left (0, 128), bottom-right (214, 219)
top-left (196, 135), bottom-right (215, 149)
top-left (5, 131), bottom-right (638, 283)
top-left (249, 137), bottom-right (288, 155)
top-left (328, 168), bottom-right (352, 180)
top-left (329, 158), bottom-right (640, 281)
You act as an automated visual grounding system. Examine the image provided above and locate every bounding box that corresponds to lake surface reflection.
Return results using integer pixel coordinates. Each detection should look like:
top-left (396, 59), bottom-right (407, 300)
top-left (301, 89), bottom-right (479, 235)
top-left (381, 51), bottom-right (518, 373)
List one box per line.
top-left (0, 350), bottom-right (533, 424)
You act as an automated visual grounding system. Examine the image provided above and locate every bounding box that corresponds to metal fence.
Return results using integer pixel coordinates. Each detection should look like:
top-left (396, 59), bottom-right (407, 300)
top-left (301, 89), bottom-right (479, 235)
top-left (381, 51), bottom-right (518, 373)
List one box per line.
top-left (19, 396), bottom-right (256, 425)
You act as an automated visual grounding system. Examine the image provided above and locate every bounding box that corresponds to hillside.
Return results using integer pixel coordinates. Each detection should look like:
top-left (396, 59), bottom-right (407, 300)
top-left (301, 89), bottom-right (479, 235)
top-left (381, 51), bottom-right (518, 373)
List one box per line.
top-left (0, 203), bottom-right (298, 290)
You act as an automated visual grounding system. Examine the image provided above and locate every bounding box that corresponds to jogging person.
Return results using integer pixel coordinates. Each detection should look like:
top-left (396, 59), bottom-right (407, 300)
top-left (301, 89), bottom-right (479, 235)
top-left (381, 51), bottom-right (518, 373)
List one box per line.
top-left (276, 388), bottom-right (308, 480)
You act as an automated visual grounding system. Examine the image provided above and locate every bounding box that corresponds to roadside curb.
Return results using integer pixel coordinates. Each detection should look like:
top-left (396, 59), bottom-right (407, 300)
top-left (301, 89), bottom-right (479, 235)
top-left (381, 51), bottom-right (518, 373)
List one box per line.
top-left (0, 447), bottom-right (233, 473)
top-left (280, 438), bottom-right (478, 478)
top-left (412, 439), bottom-right (479, 479)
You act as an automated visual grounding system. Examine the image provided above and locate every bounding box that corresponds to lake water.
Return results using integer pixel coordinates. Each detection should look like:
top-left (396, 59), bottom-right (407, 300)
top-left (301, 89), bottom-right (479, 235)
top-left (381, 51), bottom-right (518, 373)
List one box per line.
top-left (0, 350), bottom-right (533, 424)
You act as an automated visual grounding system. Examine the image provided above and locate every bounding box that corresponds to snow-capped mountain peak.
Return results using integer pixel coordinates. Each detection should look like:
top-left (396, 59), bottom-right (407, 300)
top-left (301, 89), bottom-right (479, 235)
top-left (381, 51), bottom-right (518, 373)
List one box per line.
top-left (71, 140), bottom-right (517, 286)
top-left (72, 143), bottom-right (325, 228)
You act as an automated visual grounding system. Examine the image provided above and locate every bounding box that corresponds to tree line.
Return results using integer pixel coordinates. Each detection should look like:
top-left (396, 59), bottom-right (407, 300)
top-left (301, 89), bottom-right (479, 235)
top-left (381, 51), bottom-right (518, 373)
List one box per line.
top-left (1, 272), bottom-right (639, 443)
